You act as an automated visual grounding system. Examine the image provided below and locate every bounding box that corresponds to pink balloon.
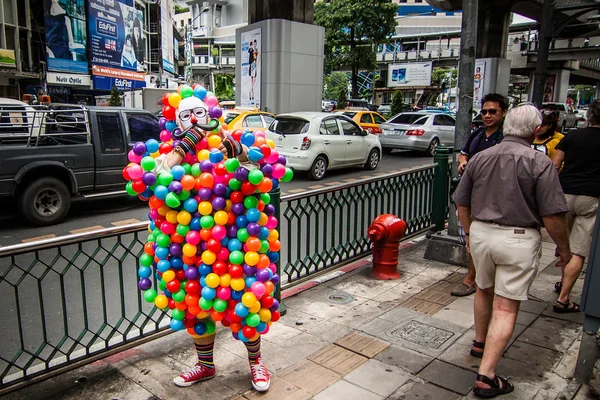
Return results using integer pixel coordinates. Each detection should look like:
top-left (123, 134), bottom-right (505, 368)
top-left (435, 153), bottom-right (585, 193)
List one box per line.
top-left (265, 149), bottom-right (279, 164)
top-left (128, 164), bottom-right (143, 180)
top-left (149, 209), bottom-right (160, 219)
top-left (251, 282), bottom-right (266, 298)
top-left (254, 131), bottom-right (265, 138)
top-left (271, 163), bottom-right (286, 179)
top-left (160, 129), bottom-right (172, 142)
top-left (269, 263), bottom-right (277, 273)
top-left (212, 225), bottom-right (227, 240)
top-left (217, 248), bottom-right (230, 261)
top-left (128, 150), bottom-right (142, 164)
top-left (205, 95), bottom-right (219, 108)
top-left (259, 324), bottom-right (269, 335)
top-left (266, 216), bottom-right (278, 230)
top-left (217, 287), bottom-right (231, 300)
top-left (186, 230), bottom-right (201, 245)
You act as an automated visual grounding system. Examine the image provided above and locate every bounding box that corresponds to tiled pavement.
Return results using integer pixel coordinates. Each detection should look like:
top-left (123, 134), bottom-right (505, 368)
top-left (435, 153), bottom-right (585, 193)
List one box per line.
top-left (4, 234), bottom-right (594, 400)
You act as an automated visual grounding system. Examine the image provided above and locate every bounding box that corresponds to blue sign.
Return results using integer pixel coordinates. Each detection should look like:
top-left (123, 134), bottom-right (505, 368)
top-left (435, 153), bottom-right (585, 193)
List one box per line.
top-left (93, 75), bottom-right (146, 91)
top-left (44, 0), bottom-right (88, 73)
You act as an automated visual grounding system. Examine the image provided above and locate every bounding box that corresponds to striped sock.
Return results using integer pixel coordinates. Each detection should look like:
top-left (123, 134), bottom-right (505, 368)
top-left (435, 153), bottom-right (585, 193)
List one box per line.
top-left (195, 342), bottom-right (215, 369)
top-left (244, 337), bottom-right (261, 363)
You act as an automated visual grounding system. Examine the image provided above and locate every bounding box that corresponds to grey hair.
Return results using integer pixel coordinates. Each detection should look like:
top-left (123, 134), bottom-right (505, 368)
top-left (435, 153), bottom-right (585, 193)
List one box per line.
top-left (503, 104), bottom-right (542, 138)
top-left (586, 100), bottom-right (600, 126)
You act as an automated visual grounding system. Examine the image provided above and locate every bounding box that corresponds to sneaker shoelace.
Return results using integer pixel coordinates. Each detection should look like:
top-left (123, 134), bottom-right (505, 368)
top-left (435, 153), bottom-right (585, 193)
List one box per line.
top-left (250, 359), bottom-right (268, 381)
top-left (182, 364), bottom-right (206, 380)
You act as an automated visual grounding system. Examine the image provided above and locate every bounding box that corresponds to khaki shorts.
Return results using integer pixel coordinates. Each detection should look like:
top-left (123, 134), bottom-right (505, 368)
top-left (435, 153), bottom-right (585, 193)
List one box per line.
top-left (470, 221), bottom-right (541, 301)
top-left (565, 194), bottom-right (599, 258)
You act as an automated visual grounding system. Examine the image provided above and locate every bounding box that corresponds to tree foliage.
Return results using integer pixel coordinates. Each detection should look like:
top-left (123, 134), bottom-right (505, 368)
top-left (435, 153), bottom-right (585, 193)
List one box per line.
top-left (108, 86), bottom-right (122, 107)
top-left (431, 67), bottom-right (457, 88)
top-left (390, 91), bottom-right (404, 116)
top-left (315, 0), bottom-right (397, 98)
top-left (214, 74), bottom-right (235, 101)
top-left (337, 87), bottom-right (348, 109)
top-left (323, 72), bottom-right (349, 100)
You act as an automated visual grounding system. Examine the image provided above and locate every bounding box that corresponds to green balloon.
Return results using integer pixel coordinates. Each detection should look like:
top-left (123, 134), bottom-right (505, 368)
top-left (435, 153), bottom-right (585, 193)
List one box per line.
top-left (237, 228), bottom-right (249, 242)
top-left (152, 228), bottom-right (162, 238)
top-left (140, 156), bottom-right (156, 171)
top-left (248, 170), bottom-right (264, 185)
top-left (181, 163), bottom-right (192, 175)
top-left (260, 240), bottom-right (270, 253)
top-left (165, 192), bottom-right (181, 208)
top-left (199, 297), bottom-right (213, 311)
top-left (149, 182), bottom-right (158, 191)
top-left (171, 308), bottom-right (185, 320)
top-left (172, 289), bottom-right (186, 303)
top-left (246, 313), bottom-right (261, 327)
top-left (282, 167), bottom-right (294, 182)
top-left (191, 163), bottom-right (201, 177)
top-left (228, 178), bottom-right (242, 191)
top-left (158, 279), bottom-right (167, 291)
top-left (144, 289), bottom-right (157, 303)
top-left (224, 158), bottom-right (240, 173)
top-left (176, 224), bottom-right (190, 236)
top-left (180, 85), bottom-right (194, 98)
top-left (156, 233), bottom-right (171, 247)
top-left (260, 193), bottom-right (271, 205)
top-left (200, 215), bottom-right (215, 229)
top-left (158, 172), bottom-right (174, 186)
top-left (178, 190), bottom-right (191, 201)
top-left (244, 196), bottom-right (259, 209)
top-left (205, 320), bottom-right (216, 334)
top-left (213, 298), bottom-right (227, 312)
top-left (125, 181), bottom-right (137, 196)
top-left (140, 253), bottom-right (154, 267)
top-left (229, 250), bottom-right (244, 265)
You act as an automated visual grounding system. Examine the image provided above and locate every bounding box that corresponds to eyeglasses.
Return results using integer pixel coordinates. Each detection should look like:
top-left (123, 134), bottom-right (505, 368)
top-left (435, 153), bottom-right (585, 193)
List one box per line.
top-left (481, 109), bottom-right (500, 116)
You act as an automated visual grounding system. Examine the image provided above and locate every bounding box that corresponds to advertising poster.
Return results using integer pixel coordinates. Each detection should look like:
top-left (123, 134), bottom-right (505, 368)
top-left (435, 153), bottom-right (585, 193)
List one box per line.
top-left (161, 0), bottom-right (174, 74)
top-left (0, 49), bottom-right (16, 68)
top-left (240, 28), bottom-right (261, 108)
top-left (387, 63), bottom-right (432, 87)
top-left (88, 0), bottom-right (147, 72)
top-left (44, 0), bottom-right (88, 73)
top-left (473, 60), bottom-right (486, 106)
top-left (544, 74), bottom-right (556, 102)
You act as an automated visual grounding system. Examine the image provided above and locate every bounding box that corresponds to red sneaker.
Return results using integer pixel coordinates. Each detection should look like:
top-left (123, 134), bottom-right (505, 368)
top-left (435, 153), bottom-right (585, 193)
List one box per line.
top-left (173, 363), bottom-right (216, 387)
top-left (249, 356), bottom-right (270, 392)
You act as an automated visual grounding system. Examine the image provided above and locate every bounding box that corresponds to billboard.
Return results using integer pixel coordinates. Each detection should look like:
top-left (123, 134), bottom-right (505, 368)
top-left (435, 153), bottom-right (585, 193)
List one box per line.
top-left (387, 63), bottom-right (432, 88)
top-left (474, 60), bottom-right (486, 106)
top-left (240, 28), bottom-right (261, 108)
top-left (44, 0), bottom-right (88, 73)
top-left (88, 0), bottom-right (147, 72)
top-left (0, 49), bottom-right (16, 68)
top-left (91, 64), bottom-right (146, 90)
top-left (161, 0), bottom-right (174, 74)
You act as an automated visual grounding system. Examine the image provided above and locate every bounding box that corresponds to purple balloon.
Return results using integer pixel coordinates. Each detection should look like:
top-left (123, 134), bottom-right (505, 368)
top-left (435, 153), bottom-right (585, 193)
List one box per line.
top-left (168, 181), bottom-right (183, 194)
top-left (261, 164), bottom-right (273, 177)
top-left (270, 299), bottom-right (279, 311)
top-left (141, 172), bottom-right (156, 186)
top-left (232, 331), bottom-right (239, 340)
top-left (212, 196), bottom-right (226, 210)
top-left (152, 242), bottom-right (158, 250)
top-left (201, 242), bottom-right (208, 251)
top-left (138, 278), bottom-right (152, 290)
top-left (234, 167), bottom-right (249, 181)
top-left (169, 243), bottom-right (182, 256)
top-left (158, 117), bottom-right (167, 130)
top-left (172, 128), bottom-right (182, 138)
top-left (133, 142), bottom-right (147, 156)
top-left (213, 183), bottom-right (227, 197)
top-left (185, 266), bottom-right (199, 280)
top-left (256, 268), bottom-right (271, 282)
top-left (193, 211), bottom-right (201, 218)
top-left (199, 188), bottom-right (213, 201)
top-left (271, 274), bottom-right (280, 285)
top-left (277, 156), bottom-right (287, 165)
top-left (172, 139), bottom-right (182, 148)
top-left (243, 264), bottom-right (257, 276)
top-left (232, 203), bottom-right (246, 215)
top-left (209, 106), bottom-right (223, 119)
top-left (200, 160), bottom-right (213, 173)
top-left (247, 222), bottom-right (261, 237)
top-left (264, 204), bottom-right (275, 216)
top-left (227, 225), bottom-right (239, 238)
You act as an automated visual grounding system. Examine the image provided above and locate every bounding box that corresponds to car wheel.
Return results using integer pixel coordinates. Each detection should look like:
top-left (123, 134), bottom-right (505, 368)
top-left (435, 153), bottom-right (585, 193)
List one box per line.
top-left (383, 148), bottom-right (394, 155)
top-left (365, 149), bottom-right (380, 170)
top-left (426, 138), bottom-right (440, 156)
top-left (309, 156), bottom-right (328, 180)
top-left (18, 177), bottom-right (71, 226)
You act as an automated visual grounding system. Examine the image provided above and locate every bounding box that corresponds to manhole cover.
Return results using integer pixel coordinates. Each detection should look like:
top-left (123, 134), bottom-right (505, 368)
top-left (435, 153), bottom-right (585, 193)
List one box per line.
top-left (390, 320), bottom-right (454, 348)
top-left (325, 291), bottom-right (354, 304)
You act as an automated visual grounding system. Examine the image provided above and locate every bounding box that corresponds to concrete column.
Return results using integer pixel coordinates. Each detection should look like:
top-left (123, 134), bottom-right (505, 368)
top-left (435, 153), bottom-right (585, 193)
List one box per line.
top-left (553, 69), bottom-right (571, 103)
top-left (476, 1), bottom-right (512, 59)
top-left (248, 0), bottom-right (313, 24)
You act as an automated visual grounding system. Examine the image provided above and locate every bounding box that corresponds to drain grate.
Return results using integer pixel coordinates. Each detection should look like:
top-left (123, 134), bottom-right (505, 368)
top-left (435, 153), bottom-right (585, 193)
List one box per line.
top-left (390, 320), bottom-right (454, 348)
top-left (325, 291), bottom-right (354, 304)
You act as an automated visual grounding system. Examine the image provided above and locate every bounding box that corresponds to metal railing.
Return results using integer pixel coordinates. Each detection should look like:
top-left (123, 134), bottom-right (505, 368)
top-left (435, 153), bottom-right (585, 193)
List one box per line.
top-left (0, 164), bottom-right (438, 393)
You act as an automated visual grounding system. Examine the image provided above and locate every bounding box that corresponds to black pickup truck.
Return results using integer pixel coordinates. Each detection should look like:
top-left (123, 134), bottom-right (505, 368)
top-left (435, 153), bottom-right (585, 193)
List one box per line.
top-left (0, 104), bottom-right (161, 226)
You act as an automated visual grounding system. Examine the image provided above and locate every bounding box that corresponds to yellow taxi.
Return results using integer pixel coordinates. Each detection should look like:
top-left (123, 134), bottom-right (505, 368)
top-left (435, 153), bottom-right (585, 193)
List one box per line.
top-left (336, 110), bottom-right (387, 134)
top-left (223, 109), bottom-right (275, 132)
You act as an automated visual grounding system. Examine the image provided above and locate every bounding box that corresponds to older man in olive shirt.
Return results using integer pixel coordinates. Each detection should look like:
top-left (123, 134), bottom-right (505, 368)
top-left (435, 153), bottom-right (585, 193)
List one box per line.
top-left (453, 104), bottom-right (571, 398)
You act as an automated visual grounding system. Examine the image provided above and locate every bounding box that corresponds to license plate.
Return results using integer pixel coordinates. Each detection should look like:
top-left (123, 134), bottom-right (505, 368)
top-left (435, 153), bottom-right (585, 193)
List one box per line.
top-left (384, 129), bottom-right (403, 135)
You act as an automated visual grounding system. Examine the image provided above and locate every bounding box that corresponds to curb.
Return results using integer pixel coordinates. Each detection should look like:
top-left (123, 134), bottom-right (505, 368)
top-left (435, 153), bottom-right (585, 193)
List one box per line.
top-left (281, 234), bottom-right (427, 300)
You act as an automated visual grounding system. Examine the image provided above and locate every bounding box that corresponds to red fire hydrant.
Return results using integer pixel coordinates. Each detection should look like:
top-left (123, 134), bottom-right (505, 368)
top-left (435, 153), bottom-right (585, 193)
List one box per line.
top-left (368, 214), bottom-right (408, 280)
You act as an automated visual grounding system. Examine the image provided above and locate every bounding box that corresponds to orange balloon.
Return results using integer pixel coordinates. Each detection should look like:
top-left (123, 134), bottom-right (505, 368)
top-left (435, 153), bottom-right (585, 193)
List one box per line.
top-left (254, 136), bottom-right (266, 146)
top-left (200, 229), bottom-right (213, 241)
top-left (199, 173), bottom-right (214, 188)
top-left (149, 196), bottom-right (164, 209)
top-left (210, 311), bottom-right (224, 321)
top-left (182, 255), bottom-right (196, 265)
top-left (257, 178), bottom-right (273, 193)
top-left (187, 327), bottom-right (196, 335)
top-left (269, 239), bottom-right (282, 252)
top-left (171, 233), bottom-right (185, 244)
top-left (180, 175), bottom-right (195, 191)
top-left (257, 254), bottom-right (270, 269)
top-left (246, 237), bottom-right (261, 252)
top-left (185, 294), bottom-right (199, 306)
top-left (144, 242), bottom-right (155, 255)
top-left (196, 310), bottom-right (210, 319)
top-left (230, 322), bottom-right (242, 333)
top-left (176, 302), bottom-right (188, 310)
top-left (265, 281), bottom-right (275, 295)
top-left (188, 305), bottom-right (201, 315)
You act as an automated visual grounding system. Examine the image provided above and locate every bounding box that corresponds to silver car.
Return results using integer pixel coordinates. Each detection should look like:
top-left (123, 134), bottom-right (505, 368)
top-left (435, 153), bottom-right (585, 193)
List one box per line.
top-left (378, 112), bottom-right (456, 156)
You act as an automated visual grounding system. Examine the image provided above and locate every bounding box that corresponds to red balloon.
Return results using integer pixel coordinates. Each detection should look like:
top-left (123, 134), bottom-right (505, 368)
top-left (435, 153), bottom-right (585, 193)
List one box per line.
top-left (122, 167), bottom-right (131, 180)
top-left (271, 310), bottom-right (281, 322)
top-left (149, 196), bottom-right (164, 209)
top-left (230, 191), bottom-right (244, 203)
top-left (175, 301), bottom-right (187, 310)
top-left (166, 280), bottom-right (180, 293)
top-left (163, 105), bottom-right (176, 120)
top-left (261, 296), bottom-right (275, 309)
top-left (212, 260), bottom-right (227, 276)
top-left (241, 182), bottom-right (257, 196)
top-left (232, 129), bottom-right (244, 142)
top-left (185, 280), bottom-right (200, 295)
top-left (230, 322), bottom-right (242, 332)
top-left (132, 179), bottom-right (146, 193)
top-left (242, 326), bottom-right (257, 339)
top-left (207, 238), bottom-right (221, 253)
top-left (162, 93), bottom-right (170, 106)
top-left (213, 163), bottom-right (227, 176)
top-left (228, 264), bottom-right (243, 278)
top-left (221, 319), bottom-right (231, 327)
top-left (168, 299), bottom-right (176, 310)
top-left (229, 310), bottom-right (242, 323)
top-left (159, 142), bottom-right (172, 155)
top-left (176, 269), bottom-right (187, 281)
top-left (259, 144), bottom-right (271, 158)
top-left (171, 233), bottom-right (185, 244)
top-left (256, 200), bottom-right (265, 212)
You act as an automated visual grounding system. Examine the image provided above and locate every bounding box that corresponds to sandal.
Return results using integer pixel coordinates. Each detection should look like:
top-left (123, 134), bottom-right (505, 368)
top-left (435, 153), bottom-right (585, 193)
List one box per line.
top-left (554, 281), bottom-right (562, 293)
top-left (473, 374), bottom-right (514, 398)
top-left (470, 340), bottom-right (484, 358)
top-left (553, 299), bottom-right (580, 314)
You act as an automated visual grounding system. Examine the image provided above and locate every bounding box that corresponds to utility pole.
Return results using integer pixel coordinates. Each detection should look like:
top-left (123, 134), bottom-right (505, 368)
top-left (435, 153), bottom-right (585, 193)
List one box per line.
top-left (447, 0), bottom-right (478, 237)
top-left (532, 0), bottom-right (555, 107)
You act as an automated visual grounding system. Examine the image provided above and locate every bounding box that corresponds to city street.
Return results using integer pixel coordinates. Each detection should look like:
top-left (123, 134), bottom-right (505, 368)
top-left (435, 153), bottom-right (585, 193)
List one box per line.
top-left (0, 151), bottom-right (433, 247)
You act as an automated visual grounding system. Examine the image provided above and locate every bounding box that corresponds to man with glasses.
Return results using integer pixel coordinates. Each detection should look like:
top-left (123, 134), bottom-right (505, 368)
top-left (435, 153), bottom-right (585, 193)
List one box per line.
top-left (451, 94), bottom-right (509, 304)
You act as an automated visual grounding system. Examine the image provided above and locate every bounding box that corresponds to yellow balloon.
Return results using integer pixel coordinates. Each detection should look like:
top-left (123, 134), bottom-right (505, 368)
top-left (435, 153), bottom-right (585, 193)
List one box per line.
top-left (177, 211), bottom-right (192, 225)
top-left (244, 251), bottom-right (259, 266)
top-left (220, 273), bottom-right (231, 287)
top-left (231, 278), bottom-right (245, 291)
top-left (150, 151), bottom-right (161, 158)
top-left (158, 205), bottom-right (170, 216)
top-left (214, 210), bottom-right (228, 226)
top-left (205, 273), bottom-right (220, 288)
top-left (198, 201), bottom-right (213, 216)
top-left (166, 210), bottom-right (178, 224)
top-left (268, 229), bottom-right (279, 241)
top-left (266, 139), bottom-right (275, 148)
top-left (257, 213), bottom-right (269, 226)
top-left (155, 295), bottom-right (168, 309)
top-left (182, 243), bottom-right (197, 257)
top-left (196, 310), bottom-right (210, 319)
top-left (202, 250), bottom-right (217, 265)
top-left (249, 302), bottom-right (261, 314)
top-left (224, 200), bottom-right (233, 212)
top-left (207, 135), bottom-right (222, 149)
top-left (168, 92), bottom-right (182, 108)
top-left (198, 149), bottom-right (210, 161)
top-left (162, 270), bottom-right (176, 282)
top-left (242, 292), bottom-right (257, 308)
top-left (258, 308), bottom-right (272, 322)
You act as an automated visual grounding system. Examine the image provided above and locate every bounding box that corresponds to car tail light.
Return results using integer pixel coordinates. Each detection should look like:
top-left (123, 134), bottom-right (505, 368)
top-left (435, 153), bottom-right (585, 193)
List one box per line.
top-left (406, 129), bottom-right (425, 136)
top-left (370, 127), bottom-right (382, 134)
top-left (300, 136), bottom-right (311, 150)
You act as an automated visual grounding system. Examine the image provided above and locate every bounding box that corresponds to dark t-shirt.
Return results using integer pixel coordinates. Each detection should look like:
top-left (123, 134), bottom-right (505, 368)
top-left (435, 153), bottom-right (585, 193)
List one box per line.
top-left (557, 127), bottom-right (600, 198)
top-left (461, 126), bottom-right (504, 159)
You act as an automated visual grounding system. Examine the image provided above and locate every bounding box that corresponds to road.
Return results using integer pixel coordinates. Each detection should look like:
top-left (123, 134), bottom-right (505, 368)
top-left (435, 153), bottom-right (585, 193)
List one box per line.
top-left (0, 151), bottom-right (432, 246)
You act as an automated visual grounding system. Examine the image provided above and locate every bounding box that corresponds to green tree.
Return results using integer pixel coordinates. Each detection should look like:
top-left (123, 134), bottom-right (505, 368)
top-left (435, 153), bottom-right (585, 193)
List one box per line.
top-left (323, 71), bottom-right (349, 100)
top-left (390, 91), bottom-right (404, 116)
top-left (174, 4), bottom-right (189, 14)
top-left (337, 87), bottom-right (348, 109)
top-left (214, 74), bottom-right (235, 101)
top-left (108, 86), bottom-right (122, 106)
top-left (431, 67), bottom-right (457, 88)
top-left (315, 0), bottom-right (397, 98)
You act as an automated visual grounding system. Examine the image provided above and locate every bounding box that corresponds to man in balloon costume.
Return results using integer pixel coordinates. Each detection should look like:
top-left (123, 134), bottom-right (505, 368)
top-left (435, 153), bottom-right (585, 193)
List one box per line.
top-left (123, 84), bottom-right (293, 392)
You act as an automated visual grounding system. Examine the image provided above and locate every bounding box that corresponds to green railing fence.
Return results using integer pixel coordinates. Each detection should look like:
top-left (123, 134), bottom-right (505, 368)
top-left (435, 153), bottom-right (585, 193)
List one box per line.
top-left (0, 161), bottom-right (445, 394)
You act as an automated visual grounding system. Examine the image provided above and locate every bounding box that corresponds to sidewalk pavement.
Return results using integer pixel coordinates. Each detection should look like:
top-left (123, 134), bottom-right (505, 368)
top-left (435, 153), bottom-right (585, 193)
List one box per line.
top-left (4, 233), bottom-right (595, 400)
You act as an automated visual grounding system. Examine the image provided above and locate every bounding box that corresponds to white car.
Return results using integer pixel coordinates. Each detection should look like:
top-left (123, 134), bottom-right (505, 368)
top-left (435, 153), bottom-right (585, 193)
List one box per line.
top-left (265, 112), bottom-right (382, 180)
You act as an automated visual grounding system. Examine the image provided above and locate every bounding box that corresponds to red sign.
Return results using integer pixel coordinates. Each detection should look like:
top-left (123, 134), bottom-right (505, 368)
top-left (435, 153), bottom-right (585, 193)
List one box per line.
top-left (91, 65), bottom-right (145, 82)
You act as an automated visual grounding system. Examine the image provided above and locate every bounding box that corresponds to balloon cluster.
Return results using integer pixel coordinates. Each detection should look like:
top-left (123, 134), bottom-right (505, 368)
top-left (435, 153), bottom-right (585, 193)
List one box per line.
top-left (123, 84), bottom-right (293, 341)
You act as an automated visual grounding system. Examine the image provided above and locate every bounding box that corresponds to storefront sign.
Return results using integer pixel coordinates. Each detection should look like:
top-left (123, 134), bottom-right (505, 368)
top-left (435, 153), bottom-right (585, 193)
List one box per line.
top-left (47, 72), bottom-right (91, 86)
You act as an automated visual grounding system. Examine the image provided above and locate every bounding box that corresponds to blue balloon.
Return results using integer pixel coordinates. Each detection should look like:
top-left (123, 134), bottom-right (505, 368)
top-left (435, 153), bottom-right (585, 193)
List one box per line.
top-left (267, 251), bottom-right (280, 262)
top-left (246, 208), bottom-right (260, 223)
top-left (155, 246), bottom-right (169, 259)
top-left (241, 132), bottom-right (255, 147)
top-left (257, 322), bottom-right (267, 332)
top-left (232, 290), bottom-right (243, 301)
top-left (157, 260), bottom-right (171, 273)
top-left (194, 86), bottom-right (207, 100)
top-left (200, 276), bottom-right (207, 287)
top-left (201, 286), bottom-right (216, 300)
top-left (271, 179), bottom-right (279, 189)
top-left (248, 148), bottom-right (264, 162)
top-left (258, 227), bottom-right (270, 240)
top-left (149, 220), bottom-right (156, 231)
top-left (190, 217), bottom-right (201, 231)
top-left (198, 263), bottom-right (212, 276)
top-left (164, 290), bottom-right (172, 298)
top-left (170, 319), bottom-right (185, 331)
top-left (183, 198), bottom-right (199, 213)
top-left (245, 276), bottom-right (257, 288)
top-left (170, 256), bottom-right (183, 270)
top-left (194, 322), bottom-right (207, 335)
top-left (138, 266), bottom-right (152, 279)
top-left (141, 188), bottom-right (153, 199)
top-left (220, 237), bottom-right (229, 246)
top-left (235, 302), bottom-right (249, 317)
top-left (166, 121), bottom-right (177, 132)
top-left (171, 165), bottom-right (185, 180)
top-left (228, 238), bottom-right (243, 252)
top-left (238, 330), bottom-right (250, 342)
top-left (209, 149), bottom-right (224, 163)
top-left (146, 139), bottom-right (160, 153)
top-left (236, 215), bottom-right (249, 228)
top-left (154, 185), bottom-right (169, 200)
